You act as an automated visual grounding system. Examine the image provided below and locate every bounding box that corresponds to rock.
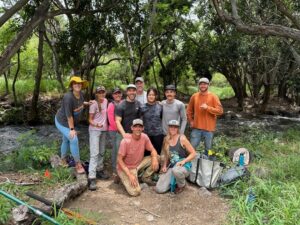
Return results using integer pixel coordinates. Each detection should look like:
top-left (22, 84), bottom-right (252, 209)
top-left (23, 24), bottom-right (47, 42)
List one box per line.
top-left (50, 155), bottom-right (62, 168)
top-left (146, 215), bottom-right (154, 222)
top-left (253, 167), bottom-right (268, 178)
top-left (133, 201), bottom-right (141, 207)
top-left (12, 205), bottom-right (30, 222)
top-left (53, 173), bottom-right (88, 206)
top-left (198, 187), bottom-right (212, 197)
top-left (140, 183), bottom-right (149, 190)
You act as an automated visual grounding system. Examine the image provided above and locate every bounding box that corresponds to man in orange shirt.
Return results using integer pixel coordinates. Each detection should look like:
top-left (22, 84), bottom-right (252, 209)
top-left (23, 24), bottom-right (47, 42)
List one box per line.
top-left (187, 78), bottom-right (223, 156)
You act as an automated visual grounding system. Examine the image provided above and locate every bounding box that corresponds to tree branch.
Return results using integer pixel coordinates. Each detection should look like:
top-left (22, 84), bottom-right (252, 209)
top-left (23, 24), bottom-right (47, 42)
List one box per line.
top-left (272, 0), bottom-right (300, 30)
top-left (211, 0), bottom-right (300, 42)
top-left (0, 0), bottom-right (29, 27)
top-left (0, 0), bottom-right (50, 74)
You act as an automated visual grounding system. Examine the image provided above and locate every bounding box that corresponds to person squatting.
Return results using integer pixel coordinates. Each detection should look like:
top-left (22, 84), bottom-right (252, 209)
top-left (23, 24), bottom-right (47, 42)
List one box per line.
top-left (56, 76), bottom-right (223, 196)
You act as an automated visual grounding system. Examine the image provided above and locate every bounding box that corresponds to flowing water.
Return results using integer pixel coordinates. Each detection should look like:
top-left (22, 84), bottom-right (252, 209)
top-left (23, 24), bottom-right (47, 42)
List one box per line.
top-left (0, 115), bottom-right (299, 155)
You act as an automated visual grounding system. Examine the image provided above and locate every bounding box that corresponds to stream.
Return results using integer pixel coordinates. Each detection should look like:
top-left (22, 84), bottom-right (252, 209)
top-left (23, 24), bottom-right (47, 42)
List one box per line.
top-left (0, 114), bottom-right (299, 155)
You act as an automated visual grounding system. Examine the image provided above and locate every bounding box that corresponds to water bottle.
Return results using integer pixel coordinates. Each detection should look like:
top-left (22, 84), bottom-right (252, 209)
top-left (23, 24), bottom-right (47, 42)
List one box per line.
top-left (239, 153), bottom-right (245, 166)
top-left (246, 188), bottom-right (256, 204)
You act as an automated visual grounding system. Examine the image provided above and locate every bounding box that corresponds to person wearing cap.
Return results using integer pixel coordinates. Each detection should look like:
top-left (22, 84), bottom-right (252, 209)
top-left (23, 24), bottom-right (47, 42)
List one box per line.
top-left (55, 76), bottom-right (90, 174)
top-left (117, 119), bottom-right (159, 196)
top-left (140, 87), bottom-right (164, 156)
top-left (135, 77), bottom-right (147, 104)
top-left (88, 85), bottom-right (110, 190)
top-left (161, 84), bottom-right (187, 135)
top-left (187, 77), bottom-right (223, 156)
top-left (155, 120), bottom-right (196, 194)
top-left (107, 87), bottom-right (123, 180)
top-left (115, 84), bottom-right (141, 138)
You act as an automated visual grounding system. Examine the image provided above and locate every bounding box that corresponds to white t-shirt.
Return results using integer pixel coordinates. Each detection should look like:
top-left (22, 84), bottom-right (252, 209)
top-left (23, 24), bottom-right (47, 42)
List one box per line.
top-left (136, 91), bottom-right (147, 104)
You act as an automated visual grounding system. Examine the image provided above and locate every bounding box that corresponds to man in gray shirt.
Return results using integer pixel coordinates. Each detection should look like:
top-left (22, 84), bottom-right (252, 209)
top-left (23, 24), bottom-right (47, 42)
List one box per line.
top-left (161, 85), bottom-right (187, 135)
top-left (135, 77), bottom-right (147, 104)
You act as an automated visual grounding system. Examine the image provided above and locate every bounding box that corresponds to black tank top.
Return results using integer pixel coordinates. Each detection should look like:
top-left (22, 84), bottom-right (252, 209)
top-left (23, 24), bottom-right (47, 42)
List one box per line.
top-left (169, 135), bottom-right (187, 158)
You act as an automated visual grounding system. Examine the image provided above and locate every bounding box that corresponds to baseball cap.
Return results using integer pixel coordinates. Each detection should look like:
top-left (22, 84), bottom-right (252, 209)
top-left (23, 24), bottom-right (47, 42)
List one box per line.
top-left (198, 77), bottom-right (210, 84)
top-left (96, 85), bottom-right (105, 92)
top-left (112, 87), bottom-right (122, 94)
top-left (132, 119), bottom-right (143, 126)
top-left (126, 84), bottom-right (137, 90)
top-left (164, 84), bottom-right (176, 91)
top-left (135, 77), bottom-right (144, 83)
top-left (168, 120), bottom-right (180, 126)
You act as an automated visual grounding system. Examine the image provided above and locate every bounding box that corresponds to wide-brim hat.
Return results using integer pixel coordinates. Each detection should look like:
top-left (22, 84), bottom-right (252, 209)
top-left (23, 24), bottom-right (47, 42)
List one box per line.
top-left (69, 76), bottom-right (88, 89)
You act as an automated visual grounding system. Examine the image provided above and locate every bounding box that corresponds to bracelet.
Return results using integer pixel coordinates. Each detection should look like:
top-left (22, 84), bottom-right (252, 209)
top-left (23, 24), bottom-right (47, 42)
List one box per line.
top-left (70, 128), bottom-right (74, 130)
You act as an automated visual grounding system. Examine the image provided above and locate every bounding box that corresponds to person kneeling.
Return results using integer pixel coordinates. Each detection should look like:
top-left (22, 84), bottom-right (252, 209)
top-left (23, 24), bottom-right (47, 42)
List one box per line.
top-left (117, 119), bottom-right (159, 196)
top-left (155, 120), bottom-right (196, 194)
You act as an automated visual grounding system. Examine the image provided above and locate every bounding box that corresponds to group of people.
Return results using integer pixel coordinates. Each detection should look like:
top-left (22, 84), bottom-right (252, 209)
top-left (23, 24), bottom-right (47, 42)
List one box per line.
top-left (54, 76), bottom-right (223, 196)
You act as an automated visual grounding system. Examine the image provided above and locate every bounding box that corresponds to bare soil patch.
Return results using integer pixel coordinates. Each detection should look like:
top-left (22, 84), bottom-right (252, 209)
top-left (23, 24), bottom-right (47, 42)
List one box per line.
top-left (66, 179), bottom-right (229, 225)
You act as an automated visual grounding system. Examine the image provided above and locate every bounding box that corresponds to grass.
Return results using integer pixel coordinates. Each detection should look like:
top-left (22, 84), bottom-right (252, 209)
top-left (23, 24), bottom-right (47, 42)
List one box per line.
top-left (186, 72), bottom-right (235, 100)
top-left (0, 78), bottom-right (62, 102)
top-left (1, 125), bottom-right (299, 224)
top-left (215, 127), bottom-right (300, 225)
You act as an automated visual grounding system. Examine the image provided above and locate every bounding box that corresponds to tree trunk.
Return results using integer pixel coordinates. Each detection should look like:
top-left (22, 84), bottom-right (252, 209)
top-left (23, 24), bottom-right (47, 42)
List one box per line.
top-left (12, 50), bottom-right (21, 105)
top-left (0, 72), bottom-right (9, 100)
top-left (260, 83), bottom-right (271, 113)
top-left (44, 33), bottom-right (65, 91)
top-left (30, 22), bottom-right (45, 124)
top-left (0, 0), bottom-right (50, 75)
top-left (152, 63), bottom-right (161, 99)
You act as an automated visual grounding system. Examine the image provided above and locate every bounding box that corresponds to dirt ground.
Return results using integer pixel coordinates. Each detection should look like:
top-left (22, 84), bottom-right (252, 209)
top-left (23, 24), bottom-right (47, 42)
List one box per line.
top-left (66, 178), bottom-right (230, 225)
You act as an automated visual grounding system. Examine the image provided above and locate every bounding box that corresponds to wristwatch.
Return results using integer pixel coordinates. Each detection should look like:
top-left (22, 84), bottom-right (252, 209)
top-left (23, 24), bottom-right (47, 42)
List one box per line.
top-left (70, 128), bottom-right (74, 130)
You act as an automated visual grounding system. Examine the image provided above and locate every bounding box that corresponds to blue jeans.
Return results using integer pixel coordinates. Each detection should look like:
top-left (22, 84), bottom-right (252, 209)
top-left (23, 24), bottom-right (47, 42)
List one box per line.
top-left (190, 129), bottom-right (213, 155)
top-left (55, 117), bottom-right (80, 162)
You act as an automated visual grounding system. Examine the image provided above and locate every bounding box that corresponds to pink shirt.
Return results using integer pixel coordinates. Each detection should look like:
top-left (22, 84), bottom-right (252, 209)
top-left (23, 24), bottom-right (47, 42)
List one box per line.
top-left (117, 133), bottom-right (153, 171)
top-left (107, 102), bottom-right (117, 131)
top-left (89, 98), bottom-right (108, 131)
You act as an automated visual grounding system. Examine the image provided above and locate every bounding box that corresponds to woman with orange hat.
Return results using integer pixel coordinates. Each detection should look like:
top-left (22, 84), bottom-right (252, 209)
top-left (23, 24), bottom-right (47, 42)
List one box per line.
top-left (54, 76), bottom-right (90, 174)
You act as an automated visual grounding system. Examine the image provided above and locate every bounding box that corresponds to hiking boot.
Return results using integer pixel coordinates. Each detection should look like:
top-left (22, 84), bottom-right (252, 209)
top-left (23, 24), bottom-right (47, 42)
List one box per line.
top-left (113, 173), bottom-right (120, 184)
top-left (88, 179), bottom-right (97, 191)
top-left (96, 170), bottom-right (110, 180)
top-left (175, 185), bottom-right (185, 194)
top-left (75, 162), bottom-right (85, 174)
top-left (141, 177), bottom-right (156, 186)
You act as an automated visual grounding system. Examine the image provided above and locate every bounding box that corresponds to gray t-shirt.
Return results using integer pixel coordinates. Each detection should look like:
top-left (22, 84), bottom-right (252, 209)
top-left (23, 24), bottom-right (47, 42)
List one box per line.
top-left (161, 99), bottom-right (187, 135)
top-left (56, 91), bottom-right (84, 128)
top-left (136, 91), bottom-right (147, 104)
top-left (140, 103), bottom-right (163, 136)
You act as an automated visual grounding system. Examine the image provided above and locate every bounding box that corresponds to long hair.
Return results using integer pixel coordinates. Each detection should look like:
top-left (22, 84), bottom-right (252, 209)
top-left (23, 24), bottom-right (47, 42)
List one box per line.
top-left (162, 127), bottom-right (180, 160)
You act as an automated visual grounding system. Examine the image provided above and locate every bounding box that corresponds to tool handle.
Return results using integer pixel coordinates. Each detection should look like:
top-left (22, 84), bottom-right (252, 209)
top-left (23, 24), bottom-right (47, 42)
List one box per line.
top-left (26, 191), bottom-right (61, 209)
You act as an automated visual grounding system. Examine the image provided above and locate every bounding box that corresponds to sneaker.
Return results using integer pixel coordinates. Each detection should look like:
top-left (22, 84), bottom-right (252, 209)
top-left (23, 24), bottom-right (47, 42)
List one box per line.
top-left (88, 179), bottom-right (97, 191)
top-left (96, 170), bottom-right (110, 180)
top-left (113, 173), bottom-right (120, 184)
top-left (141, 177), bottom-right (156, 186)
top-left (75, 163), bottom-right (85, 174)
top-left (175, 185), bottom-right (185, 194)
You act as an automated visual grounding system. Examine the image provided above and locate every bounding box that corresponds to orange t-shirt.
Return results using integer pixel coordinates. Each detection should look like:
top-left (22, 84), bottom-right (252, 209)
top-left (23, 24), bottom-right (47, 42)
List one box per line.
top-left (187, 91), bottom-right (223, 132)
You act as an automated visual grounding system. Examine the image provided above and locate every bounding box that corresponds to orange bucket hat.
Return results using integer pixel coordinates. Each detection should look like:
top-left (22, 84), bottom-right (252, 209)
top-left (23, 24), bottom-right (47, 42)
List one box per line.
top-left (68, 76), bottom-right (89, 89)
